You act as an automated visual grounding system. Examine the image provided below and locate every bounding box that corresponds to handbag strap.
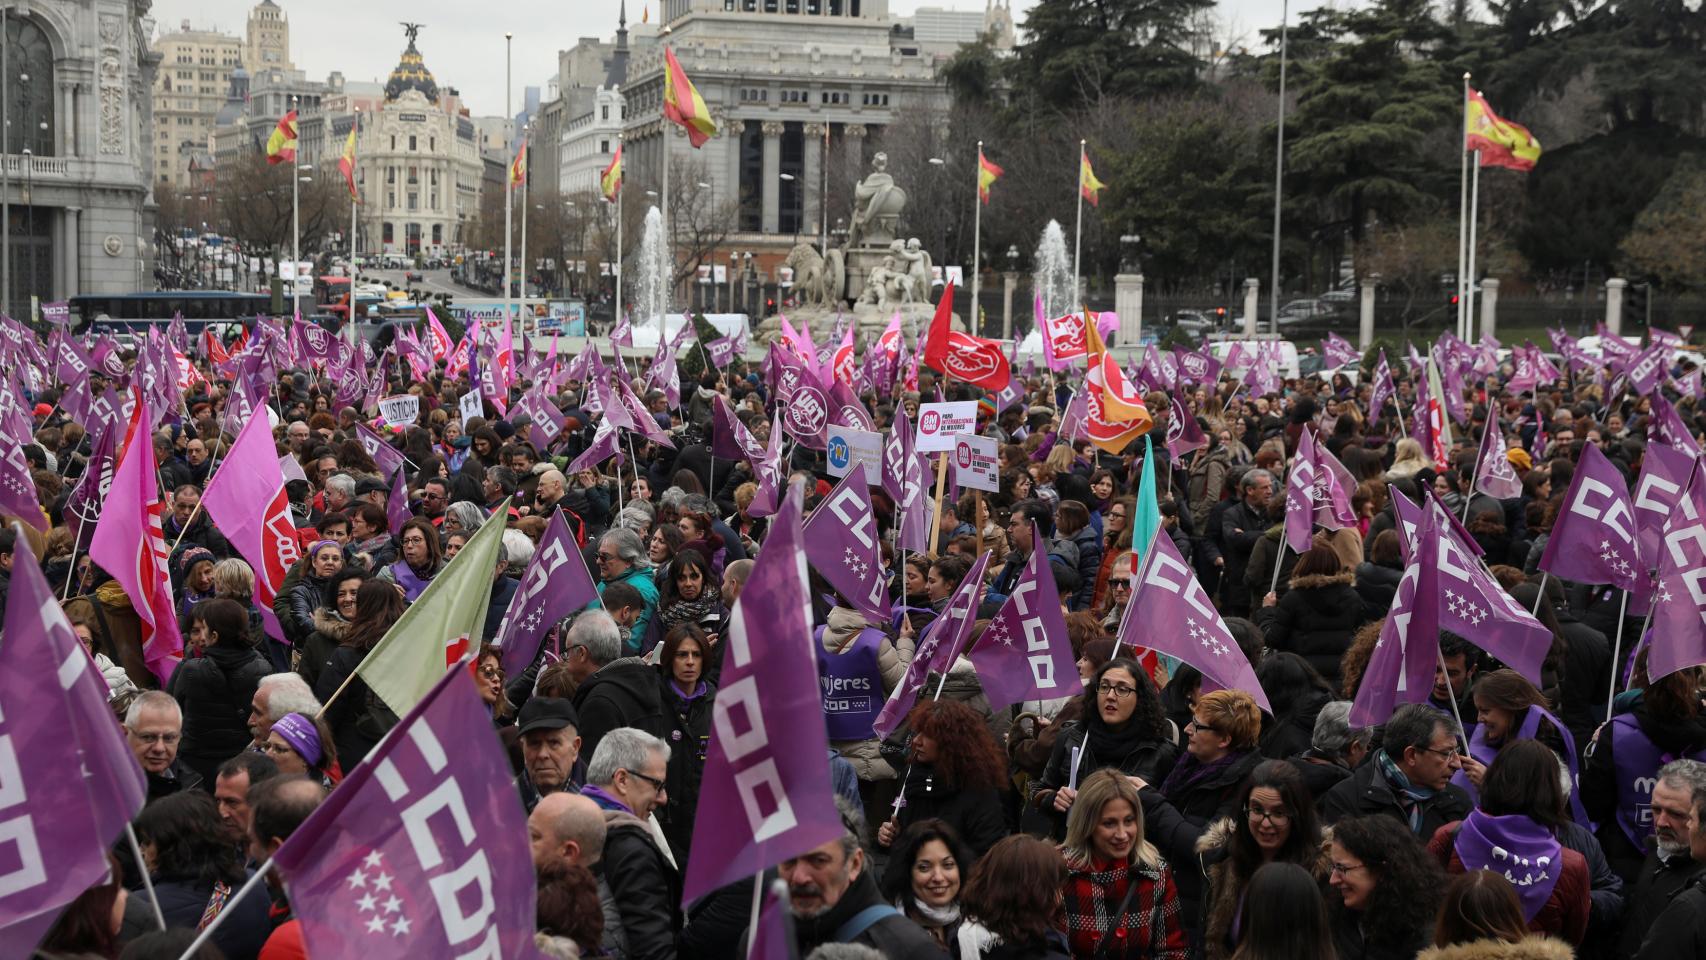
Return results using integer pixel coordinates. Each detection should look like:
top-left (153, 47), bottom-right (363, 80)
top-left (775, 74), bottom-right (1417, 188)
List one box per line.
top-left (834, 904), bottom-right (900, 944)
top-left (1092, 874), bottom-right (1142, 957)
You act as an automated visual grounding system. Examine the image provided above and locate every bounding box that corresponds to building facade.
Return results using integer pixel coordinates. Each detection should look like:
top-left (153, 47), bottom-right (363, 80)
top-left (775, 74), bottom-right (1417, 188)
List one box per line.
top-left (149, 22), bottom-right (241, 188)
top-left (244, 0), bottom-right (292, 73)
top-left (6, 0), bottom-right (159, 314)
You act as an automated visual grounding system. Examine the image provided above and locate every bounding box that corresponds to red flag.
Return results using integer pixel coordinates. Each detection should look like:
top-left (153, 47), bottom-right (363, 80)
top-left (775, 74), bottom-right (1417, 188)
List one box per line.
top-left (922, 282), bottom-right (1010, 391)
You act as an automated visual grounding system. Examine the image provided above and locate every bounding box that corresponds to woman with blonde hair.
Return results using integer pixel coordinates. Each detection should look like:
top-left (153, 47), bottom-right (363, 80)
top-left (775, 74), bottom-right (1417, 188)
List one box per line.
top-left (1060, 768), bottom-right (1189, 959)
top-left (1386, 437), bottom-right (1431, 481)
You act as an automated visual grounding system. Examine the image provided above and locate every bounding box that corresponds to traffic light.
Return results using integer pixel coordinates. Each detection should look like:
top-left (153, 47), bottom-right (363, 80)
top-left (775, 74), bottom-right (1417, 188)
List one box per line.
top-left (1627, 281), bottom-right (1651, 328)
top-left (765, 297), bottom-right (777, 317)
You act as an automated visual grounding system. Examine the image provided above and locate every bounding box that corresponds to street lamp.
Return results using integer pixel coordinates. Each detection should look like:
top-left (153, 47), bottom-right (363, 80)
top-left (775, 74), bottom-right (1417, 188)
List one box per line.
top-left (780, 172), bottom-right (800, 243)
top-left (20, 149), bottom-right (30, 304)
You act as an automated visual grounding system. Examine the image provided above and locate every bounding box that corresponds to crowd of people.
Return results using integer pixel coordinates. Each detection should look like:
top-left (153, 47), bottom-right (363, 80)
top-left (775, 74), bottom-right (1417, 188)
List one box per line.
top-left (15, 322), bottom-right (1706, 960)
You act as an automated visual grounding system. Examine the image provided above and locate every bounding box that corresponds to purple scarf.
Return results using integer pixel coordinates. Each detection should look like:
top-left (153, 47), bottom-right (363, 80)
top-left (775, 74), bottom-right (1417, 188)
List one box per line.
top-left (1453, 810), bottom-right (1561, 922)
top-left (1160, 749), bottom-right (1247, 799)
top-left (388, 560), bottom-right (433, 602)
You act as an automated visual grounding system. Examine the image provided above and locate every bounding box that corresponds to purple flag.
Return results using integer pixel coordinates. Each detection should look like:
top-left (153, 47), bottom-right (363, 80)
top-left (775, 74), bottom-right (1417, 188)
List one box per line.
top-left (270, 666), bottom-right (537, 960)
top-left (1173, 346), bottom-right (1221, 386)
top-left (1675, 368), bottom-right (1703, 402)
top-left (1635, 442), bottom-right (1695, 589)
top-left (711, 394), bottom-right (764, 463)
top-left (613, 377), bottom-right (675, 449)
top-left (1649, 394), bottom-right (1701, 456)
top-left (1472, 425), bottom-right (1523, 500)
top-left (829, 379), bottom-right (875, 432)
top-left (683, 481), bottom-right (844, 902)
top-left (1507, 344), bottom-right (1542, 393)
top-left (705, 335), bottom-right (737, 370)
top-left (746, 879), bottom-right (794, 960)
top-left (512, 388), bottom-right (566, 446)
top-left (64, 424), bottom-right (117, 550)
top-left (872, 551), bottom-right (992, 741)
top-left (0, 421), bottom-right (44, 529)
top-left (1283, 428), bottom-right (1353, 554)
top-left (1120, 528), bottom-right (1270, 714)
top-left (356, 421), bottom-right (408, 480)
top-left (746, 412), bottom-right (786, 520)
top-left (53, 334), bottom-right (93, 387)
top-left (0, 537), bottom-right (146, 940)
top-left (387, 465), bottom-right (412, 537)
top-left (1539, 442), bottom-right (1641, 589)
top-left (970, 528), bottom-right (1077, 710)
top-left (1621, 341), bottom-right (1670, 397)
top-left (495, 510), bottom-right (599, 677)
top-left (1322, 332), bottom-right (1360, 367)
top-left (1368, 351), bottom-right (1396, 421)
top-left (1427, 500), bottom-right (1554, 685)
top-left (779, 363), bottom-right (831, 451)
top-left (565, 418), bottom-right (623, 476)
top-left (1059, 389), bottom-right (1090, 444)
top-left (803, 470), bottom-right (891, 623)
top-left (1647, 460), bottom-right (1706, 681)
top-left (1349, 510), bottom-right (1441, 727)
top-left (882, 413), bottom-right (931, 554)
top-left (1164, 394), bottom-right (1207, 458)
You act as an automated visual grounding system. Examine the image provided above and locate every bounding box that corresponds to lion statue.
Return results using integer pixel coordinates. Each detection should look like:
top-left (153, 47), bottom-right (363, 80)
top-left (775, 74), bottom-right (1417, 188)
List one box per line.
top-left (784, 242), bottom-right (846, 309)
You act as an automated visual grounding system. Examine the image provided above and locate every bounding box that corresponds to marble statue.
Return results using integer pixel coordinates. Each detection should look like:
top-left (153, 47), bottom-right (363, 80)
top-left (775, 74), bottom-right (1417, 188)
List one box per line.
top-left (785, 242), bottom-right (846, 309)
top-left (847, 152), bottom-right (907, 250)
top-left (891, 238), bottom-right (933, 305)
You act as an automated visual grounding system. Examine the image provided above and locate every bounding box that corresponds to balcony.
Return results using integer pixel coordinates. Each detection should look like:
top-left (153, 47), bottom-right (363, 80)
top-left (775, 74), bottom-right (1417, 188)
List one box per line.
top-left (2, 153), bottom-right (70, 178)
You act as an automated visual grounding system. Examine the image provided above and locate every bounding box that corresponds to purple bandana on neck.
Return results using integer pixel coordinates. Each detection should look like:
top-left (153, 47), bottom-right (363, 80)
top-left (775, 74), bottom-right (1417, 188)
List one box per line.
top-left (1453, 810), bottom-right (1561, 922)
top-left (388, 559), bottom-right (432, 602)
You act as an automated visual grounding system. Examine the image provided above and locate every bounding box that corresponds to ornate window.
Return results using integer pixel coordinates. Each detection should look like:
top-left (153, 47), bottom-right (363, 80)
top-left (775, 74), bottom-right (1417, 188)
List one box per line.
top-left (4, 16), bottom-right (55, 156)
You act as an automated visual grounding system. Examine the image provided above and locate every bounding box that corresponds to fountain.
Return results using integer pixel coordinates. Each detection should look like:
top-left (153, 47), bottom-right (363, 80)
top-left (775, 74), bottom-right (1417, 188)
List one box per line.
top-left (624, 205), bottom-right (687, 345)
top-left (1033, 220), bottom-right (1074, 322)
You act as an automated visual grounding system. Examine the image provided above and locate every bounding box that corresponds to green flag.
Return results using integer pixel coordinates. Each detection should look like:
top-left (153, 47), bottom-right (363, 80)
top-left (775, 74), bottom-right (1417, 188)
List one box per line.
top-left (354, 501), bottom-right (511, 715)
top-left (1131, 435), bottom-right (1161, 569)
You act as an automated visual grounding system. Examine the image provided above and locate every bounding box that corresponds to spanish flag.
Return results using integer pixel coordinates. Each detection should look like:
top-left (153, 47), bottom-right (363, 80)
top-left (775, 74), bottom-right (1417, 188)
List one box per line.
top-left (663, 47), bottom-right (716, 149)
top-left (265, 110), bottom-right (297, 165)
top-left (977, 147), bottom-right (1003, 205)
top-left (338, 119), bottom-right (359, 202)
top-left (601, 144), bottom-right (623, 200)
top-left (1466, 88), bottom-right (1541, 172)
top-left (1079, 145), bottom-right (1106, 207)
top-left (509, 138), bottom-right (528, 189)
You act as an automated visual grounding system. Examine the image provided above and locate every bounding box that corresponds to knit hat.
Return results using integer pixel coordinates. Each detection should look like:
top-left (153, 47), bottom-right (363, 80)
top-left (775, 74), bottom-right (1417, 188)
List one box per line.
top-left (171, 546), bottom-right (215, 586)
top-left (1507, 448), bottom-right (1533, 471)
top-left (271, 712), bottom-right (323, 767)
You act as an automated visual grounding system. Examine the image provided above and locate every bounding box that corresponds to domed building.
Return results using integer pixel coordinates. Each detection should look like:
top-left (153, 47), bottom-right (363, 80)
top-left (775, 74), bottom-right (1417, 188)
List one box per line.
top-left (347, 25), bottom-right (480, 258)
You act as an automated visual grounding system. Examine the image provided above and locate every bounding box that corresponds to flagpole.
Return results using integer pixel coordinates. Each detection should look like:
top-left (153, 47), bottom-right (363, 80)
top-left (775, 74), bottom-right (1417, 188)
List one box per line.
top-left (521, 124), bottom-right (532, 363)
top-left (125, 823), bottom-right (168, 931)
top-left (1269, 0), bottom-right (1290, 336)
top-left (1465, 150), bottom-right (1482, 340)
top-left (972, 142), bottom-right (984, 336)
top-left (614, 132), bottom-right (624, 333)
top-left (1072, 140), bottom-right (1084, 313)
top-left (1457, 73), bottom-right (1471, 341)
top-left (1435, 645), bottom-right (1470, 747)
top-left (503, 33), bottom-right (514, 360)
top-left (291, 95), bottom-right (301, 321)
top-left (661, 120), bottom-right (672, 324)
top-left (1606, 589), bottom-right (1630, 723)
top-left (349, 110), bottom-right (360, 349)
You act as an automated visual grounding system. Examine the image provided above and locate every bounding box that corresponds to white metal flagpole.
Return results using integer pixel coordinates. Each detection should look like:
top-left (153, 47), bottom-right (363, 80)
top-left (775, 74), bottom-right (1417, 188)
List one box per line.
top-left (521, 127), bottom-right (531, 361)
top-left (615, 132), bottom-right (625, 331)
top-left (661, 116), bottom-right (672, 324)
top-left (1072, 139), bottom-right (1084, 312)
top-left (973, 141), bottom-right (984, 330)
top-left (1465, 150), bottom-right (1482, 337)
top-left (503, 32), bottom-right (514, 343)
top-left (349, 109), bottom-right (359, 347)
top-left (291, 95), bottom-right (301, 319)
top-left (1457, 73), bottom-right (1471, 341)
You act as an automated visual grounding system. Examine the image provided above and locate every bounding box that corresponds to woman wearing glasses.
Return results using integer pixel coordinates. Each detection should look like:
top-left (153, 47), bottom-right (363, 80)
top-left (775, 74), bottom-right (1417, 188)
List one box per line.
top-left (1030, 658), bottom-right (1178, 841)
top-left (1060, 769), bottom-right (1189, 960)
top-left (472, 643), bottom-right (516, 727)
top-left (1195, 761), bottom-right (1327, 960)
top-left (1327, 815), bottom-right (1445, 960)
top-left (377, 516), bottom-right (444, 602)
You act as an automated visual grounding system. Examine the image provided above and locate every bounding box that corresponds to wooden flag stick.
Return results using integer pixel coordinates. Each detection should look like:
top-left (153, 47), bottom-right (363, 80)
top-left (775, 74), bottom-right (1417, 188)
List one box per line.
top-left (928, 451), bottom-right (949, 556)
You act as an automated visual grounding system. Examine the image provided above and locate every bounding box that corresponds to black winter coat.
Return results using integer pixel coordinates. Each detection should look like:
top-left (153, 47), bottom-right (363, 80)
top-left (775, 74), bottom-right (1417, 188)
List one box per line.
top-left (1140, 748), bottom-right (1265, 945)
top-left (603, 811), bottom-right (683, 960)
top-left (1352, 561), bottom-right (1402, 610)
top-left (1319, 754), bottom-right (1473, 840)
top-left (1255, 572), bottom-right (1370, 689)
top-left (1032, 719), bottom-right (1180, 840)
top-left (167, 643), bottom-right (271, 784)
top-left (315, 644), bottom-right (397, 767)
top-left (658, 673), bottom-right (716, 867)
top-left (572, 658), bottom-right (670, 762)
top-left (891, 761), bottom-right (1007, 860)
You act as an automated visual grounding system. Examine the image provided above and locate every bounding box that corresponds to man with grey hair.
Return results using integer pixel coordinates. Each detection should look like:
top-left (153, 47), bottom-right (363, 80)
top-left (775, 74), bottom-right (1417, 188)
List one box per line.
top-left (1220, 466), bottom-right (1275, 616)
top-left (249, 673), bottom-right (322, 748)
top-left (1636, 762), bottom-right (1706, 956)
top-left (572, 608), bottom-right (668, 768)
top-left (323, 473), bottom-right (356, 515)
top-left (585, 729), bottom-right (679, 960)
top-left (1622, 758), bottom-right (1706, 956)
top-left (126, 690), bottom-right (202, 801)
top-left (595, 528), bottom-right (659, 654)
top-left (778, 795), bottom-right (939, 957)
top-left (1287, 700), bottom-right (1371, 799)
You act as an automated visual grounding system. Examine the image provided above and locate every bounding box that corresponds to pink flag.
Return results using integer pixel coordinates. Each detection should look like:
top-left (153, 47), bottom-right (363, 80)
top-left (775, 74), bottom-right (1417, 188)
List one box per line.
top-left (803, 470), bottom-right (891, 623)
top-left (684, 481), bottom-right (844, 902)
top-left (270, 667), bottom-right (538, 960)
top-left (970, 528), bottom-right (1077, 710)
top-left (1120, 528), bottom-right (1270, 713)
top-left (1539, 442), bottom-right (1641, 590)
top-left (1647, 460), bottom-right (1706, 680)
top-left (872, 550), bottom-right (992, 741)
top-left (831, 326), bottom-right (857, 385)
top-left (1164, 393), bottom-right (1207, 458)
top-left (425, 307), bottom-right (453, 360)
top-left (88, 395), bottom-right (182, 684)
top-left (1472, 424), bottom-right (1524, 500)
top-left (200, 413), bottom-right (301, 644)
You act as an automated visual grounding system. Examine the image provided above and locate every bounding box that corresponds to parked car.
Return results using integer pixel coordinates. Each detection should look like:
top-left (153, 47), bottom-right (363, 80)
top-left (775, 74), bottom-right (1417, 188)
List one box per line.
top-left (1274, 298), bottom-right (1347, 330)
top-left (405, 270), bottom-right (423, 281)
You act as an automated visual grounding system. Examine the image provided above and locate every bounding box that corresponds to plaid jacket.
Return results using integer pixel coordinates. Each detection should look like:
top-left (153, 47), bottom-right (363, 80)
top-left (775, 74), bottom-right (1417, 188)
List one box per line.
top-left (1063, 855), bottom-right (1190, 960)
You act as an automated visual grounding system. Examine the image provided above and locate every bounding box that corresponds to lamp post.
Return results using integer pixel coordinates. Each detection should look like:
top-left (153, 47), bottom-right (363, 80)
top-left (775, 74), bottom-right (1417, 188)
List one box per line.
top-left (779, 172), bottom-right (800, 244)
top-left (19, 148), bottom-right (29, 305)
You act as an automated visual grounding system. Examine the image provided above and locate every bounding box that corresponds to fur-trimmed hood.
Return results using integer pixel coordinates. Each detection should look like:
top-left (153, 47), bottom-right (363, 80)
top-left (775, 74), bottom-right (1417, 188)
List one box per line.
top-left (1415, 938), bottom-right (1576, 960)
top-left (311, 607), bottom-right (352, 641)
top-left (1288, 571), bottom-right (1356, 591)
top-left (1195, 816), bottom-right (1238, 857)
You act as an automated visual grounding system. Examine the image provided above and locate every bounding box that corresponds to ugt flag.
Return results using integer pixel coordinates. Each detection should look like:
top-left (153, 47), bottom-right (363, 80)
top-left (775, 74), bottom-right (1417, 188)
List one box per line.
top-left (271, 666), bottom-right (537, 960)
top-left (0, 537), bottom-right (147, 953)
top-left (684, 482), bottom-right (845, 902)
top-left (201, 412), bottom-right (300, 643)
top-left (969, 527), bottom-right (1077, 711)
top-left (1538, 442), bottom-right (1641, 590)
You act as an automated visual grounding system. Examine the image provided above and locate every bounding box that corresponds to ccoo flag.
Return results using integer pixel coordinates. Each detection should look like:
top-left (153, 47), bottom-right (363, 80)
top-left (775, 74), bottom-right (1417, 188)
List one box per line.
top-left (352, 502), bottom-right (512, 716)
top-left (271, 666), bottom-right (537, 960)
top-left (1646, 460), bottom-right (1706, 681)
top-left (1348, 519), bottom-right (1439, 728)
top-left (495, 509), bottom-right (599, 678)
top-left (970, 527), bottom-right (1077, 710)
top-left (1538, 442), bottom-right (1641, 590)
top-left (683, 482), bottom-right (844, 902)
top-left (200, 412), bottom-right (301, 643)
top-left (1119, 527), bottom-right (1270, 713)
top-left (662, 47), bottom-right (717, 148)
top-left (804, 470), bottom-right (892, 624)
top-left (873, 551), bottom-right (992, 741)
top-left (0, 537), bottom-right (147, 952)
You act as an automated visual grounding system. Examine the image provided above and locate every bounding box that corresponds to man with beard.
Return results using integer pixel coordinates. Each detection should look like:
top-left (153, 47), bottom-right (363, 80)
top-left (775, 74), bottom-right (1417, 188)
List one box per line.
top-left (776, 796), bottom-right (940, 958)
top-left (1621, 759), bottom-right (1706, 957)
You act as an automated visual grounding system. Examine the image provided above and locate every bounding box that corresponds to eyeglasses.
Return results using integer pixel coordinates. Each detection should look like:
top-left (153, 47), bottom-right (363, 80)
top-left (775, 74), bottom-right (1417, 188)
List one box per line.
top-left (1329, 861), bottom-right (1368, 877)
top-left (1108, 577), bottom-right (1131, 590)
top-left (1244, 805), bottom-right (1292, 825)
top-left (400, 536), bottom-right (428, 546)
top-left (422, 492), bottom-right (446, 502)
top-left (479, 665), bottom-right (503, 681)
top-left (596, 552), bottom-right (619, 562)
top-left (130, 732), bottom-right (181, 746)
top-left (1420, 744), bottom-right (1461, 761)
top-left (623, 768), bottom-right (667, 792)
top-left (1097, 681), bottom-right (1136, 699)
top-left (1185, 719), bottom-right (1221, 736)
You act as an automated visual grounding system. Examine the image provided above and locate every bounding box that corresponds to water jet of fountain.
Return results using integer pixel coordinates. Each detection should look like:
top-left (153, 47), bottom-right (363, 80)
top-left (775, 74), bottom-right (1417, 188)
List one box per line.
top-left (1033, 220), bottom-right (1074, 324)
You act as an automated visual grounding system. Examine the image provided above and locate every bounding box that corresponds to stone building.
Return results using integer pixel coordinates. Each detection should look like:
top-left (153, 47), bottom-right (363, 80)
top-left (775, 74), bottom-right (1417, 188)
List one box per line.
top-left (5, 0), bottom-right (159, 314)
top-left (244, 0), bottom-right (292, 73)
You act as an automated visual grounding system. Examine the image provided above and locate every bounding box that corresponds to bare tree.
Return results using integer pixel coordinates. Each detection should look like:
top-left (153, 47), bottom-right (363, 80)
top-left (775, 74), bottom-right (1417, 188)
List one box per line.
top-left (214, 152), bottom-right (346, 263)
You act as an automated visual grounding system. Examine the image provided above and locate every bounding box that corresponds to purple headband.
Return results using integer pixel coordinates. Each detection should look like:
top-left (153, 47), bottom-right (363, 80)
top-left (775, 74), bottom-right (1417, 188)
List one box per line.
top-left (310, 540), bottom-right (343, 560)
top-left (271, 712), bottom-right (323, 767)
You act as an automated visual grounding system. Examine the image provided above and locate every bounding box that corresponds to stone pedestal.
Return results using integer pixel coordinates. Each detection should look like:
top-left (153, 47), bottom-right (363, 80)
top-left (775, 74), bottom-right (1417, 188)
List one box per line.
top-left (1115, 273), bottom-right (1144, 346)
top-left (1606, 278), bottom-right (1626, 337)
top-left (1242, 278), bottom-right (1260, 338)
top-left (1360, 279), bottom-right (1377, 350)
top-left (1480, 278), bottom-right (1500, 341)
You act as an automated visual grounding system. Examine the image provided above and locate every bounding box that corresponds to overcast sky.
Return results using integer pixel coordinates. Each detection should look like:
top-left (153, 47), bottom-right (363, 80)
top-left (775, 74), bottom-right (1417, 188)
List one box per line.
top-left (149, 0), bottom-right (1298, 118)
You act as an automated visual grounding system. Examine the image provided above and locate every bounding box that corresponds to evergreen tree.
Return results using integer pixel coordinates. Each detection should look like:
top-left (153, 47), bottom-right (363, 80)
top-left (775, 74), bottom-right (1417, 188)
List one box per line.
top-left (1012, 0), bottom-right (1216, 109)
